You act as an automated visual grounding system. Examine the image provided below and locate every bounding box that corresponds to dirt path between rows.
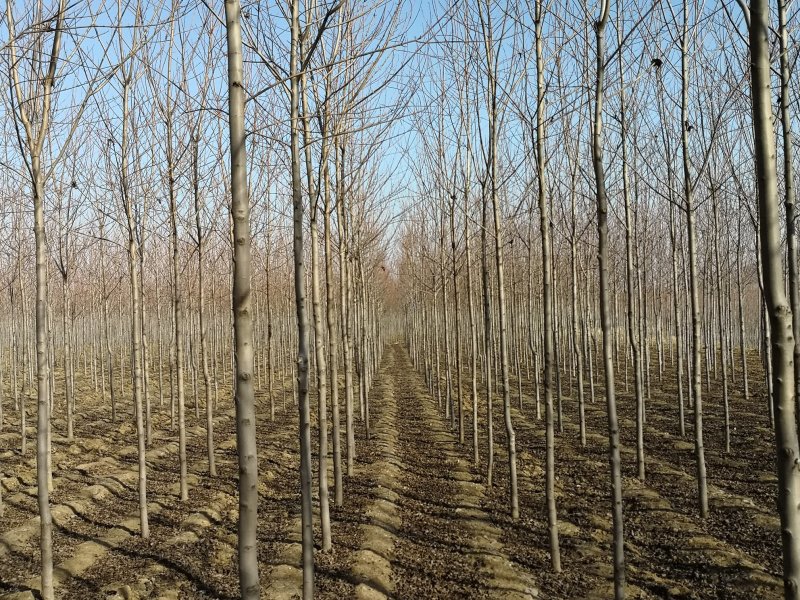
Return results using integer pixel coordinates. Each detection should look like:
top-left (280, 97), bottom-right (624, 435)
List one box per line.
top-left (385, 343), bottom-right (538, 599)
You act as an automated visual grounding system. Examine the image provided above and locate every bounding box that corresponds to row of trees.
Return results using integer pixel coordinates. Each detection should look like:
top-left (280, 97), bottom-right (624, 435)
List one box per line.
top-left (2, 0), bottom-right (800, 598)
top-left (397, 0), bottom-right (800, 598)
top-left (2, 1), bottom-right (405, 599)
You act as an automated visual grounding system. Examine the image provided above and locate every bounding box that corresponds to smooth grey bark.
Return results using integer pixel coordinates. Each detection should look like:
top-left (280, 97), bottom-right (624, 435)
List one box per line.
top-left (617, 26), bottom-right (645, 481)
top-left (29, 129), bottom-right (54, 600)
top-left (166, 83), bottom-right (188, 503)
top-left (481, 0), bottom-right (518, 520)
top-left (592, 1), bottom-right (625, 596)
top-left (336, 141), bottom-right (356, 476)
top-left (534, 0), bottom-right (559, 568)
top-left (568, 154), bottom-right (585, 448)
top-left (139, 224), bottom-right (151, 447)
top-left (712, 188), bottom-right (730, 453)
top-left (450, 192), bottom-right (464, 443)
top-left (5, 2), bottom-right (69, 593)
top-left (156, 262), bottom-right (164, 409)
top-left (670, 205), bottom-right (686, 437)
top-left (439, 207), bottom-right (453, 426)
top-left (290, 1), bottom-right (315, 594)
top-left (100, 219), bottom-right (115, 422)
top-left (300, 61), bottom-right (331, 550)
top-left (680, 0), bottom-right (708, 517)
top-left (461, 90), bottom-right (479, 465)
top-left (481, 178), bottom-right (494, 487)
top-left (776, 0), bottom-right (800, 428)
top-left (225, 1), bottom-right (260, 597)
top-left (658, 74), bottom-right (686, 436)
top-left (358, 256), bottom-right (370, 438)
top-left (120, 73), bottom-right (149, 541)
top-left (735, 206), bottom-right (749, 402)
top-left (193, 134), bottom-right (215, 477)
top-left (61, 273), bottom-right (72, 442)
top-left (749, 0), bottom-right (800, 594)
top-left (323, 153), bottom-right (343, 506)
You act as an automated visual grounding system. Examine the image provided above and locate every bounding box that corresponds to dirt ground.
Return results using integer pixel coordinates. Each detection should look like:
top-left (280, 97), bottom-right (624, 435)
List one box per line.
top-left (0, 343), bottom-right (786, 599)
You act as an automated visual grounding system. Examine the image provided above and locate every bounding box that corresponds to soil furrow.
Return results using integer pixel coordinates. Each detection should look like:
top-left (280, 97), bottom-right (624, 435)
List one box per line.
top-left (390, 343), bottom-right (537, 599)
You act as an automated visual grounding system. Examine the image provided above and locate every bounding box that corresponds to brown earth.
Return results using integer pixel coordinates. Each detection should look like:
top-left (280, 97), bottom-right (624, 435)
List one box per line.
top-left (0, 343), bottom-right (786, 599)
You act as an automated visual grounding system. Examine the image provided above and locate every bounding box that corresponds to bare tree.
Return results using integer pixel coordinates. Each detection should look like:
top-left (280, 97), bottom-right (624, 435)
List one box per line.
top-left (591, 0), bottom-right (625, 595)
top-left (6, 2), bottom-right (67, 595)
top-left (533, 0), bottom-right (560, 568)
top-left (225, 0), bottom-right (260, 597)
top-left (289, 1), bottom-right (316, 594)
top-left (747, 0), bottom-right (800, 594)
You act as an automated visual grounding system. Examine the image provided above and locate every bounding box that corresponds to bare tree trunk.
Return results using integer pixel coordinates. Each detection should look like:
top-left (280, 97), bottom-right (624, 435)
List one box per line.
top-left (290, 2), bottom-right (315, 594)
top-left (32, 154), bottom-right (54, 600)
top-left (618, 24), bottom-right (645, 481)
top-left (569, 164), bottom-right (585, 447)
top-left (265, 256), bottom-right (274, 420)
top-left (113, 61), bottom-right (149, 540)
top-left (776, 0), bottom-right (800, 430)
top-left (592, 2), bottom-right (625, 595)
top-left (323, 153), bottom-right (343, 506)
top-left (749, 0), bottom-right (800, 593)
top-left (450, 194), bottom-right (464, 443)
top-left (156, 268), bottom-right (164, 409)
top-left (337, 141), bottom-right (355, 475)
top-left (138, 229), bottom-right (151, 447)
top-left (464, 132), bottom-right (479, 467)
top-left (670, 205), bottom-right (686, 437)
top-left (168, 113), bottom-right (188, 502)
top-left (712, 188), bottom-right (730, 453)
top-left (534, 0), bottom-right (559, 567)
top-left (483, 0), bottom-right (518, 521)
top-left (681, 0), bottom-right (708, 517)
top-left (736, 208), bottom-right (749, 402)
top-left (193, 134), bottom-right (215, 476)
top-left (0, 340), bottom-right (4, 437)
top-left (481, 180), bottom-right (494, 487)
top-left (224, 1), bottom-right (259, 596)
top-left (100, 220), bottom-right (115, 422)
top-left (300, 63), bottom-right (331, 550)
top-left (18, 242), bottom-right (27, 456)
top-left (61, 274), bottom-right (73, 442)
top-left (434, 284), bottom-right (443, 411)
top-left (358, 258), bottom-right (370, 438)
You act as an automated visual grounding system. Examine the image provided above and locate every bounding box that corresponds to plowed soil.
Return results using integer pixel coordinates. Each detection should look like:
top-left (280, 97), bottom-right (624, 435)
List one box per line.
top-left (0, 343), bottom-right (786, 599)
